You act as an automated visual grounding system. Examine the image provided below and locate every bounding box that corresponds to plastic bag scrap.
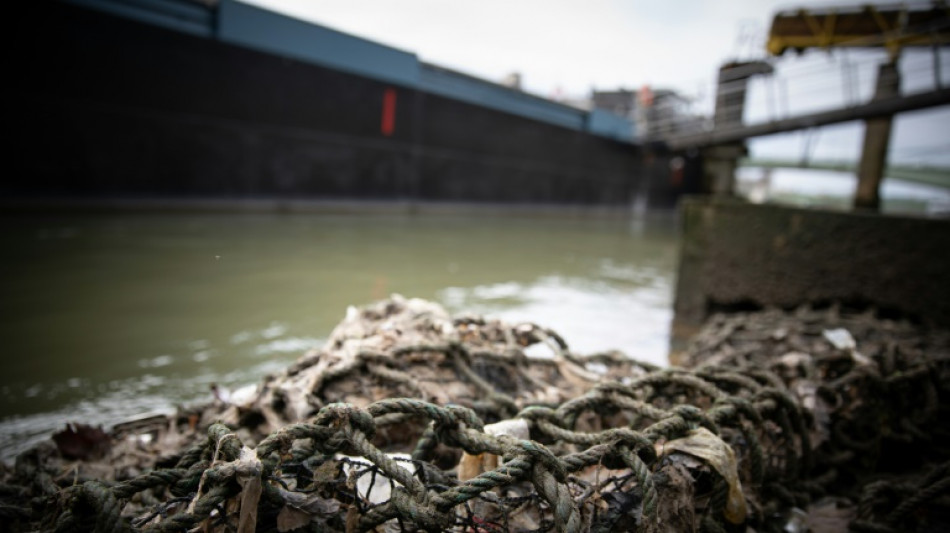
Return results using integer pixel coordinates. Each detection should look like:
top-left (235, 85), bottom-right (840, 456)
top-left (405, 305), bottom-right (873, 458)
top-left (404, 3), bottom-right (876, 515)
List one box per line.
top-left (660, 427), bottom-right (747, 524)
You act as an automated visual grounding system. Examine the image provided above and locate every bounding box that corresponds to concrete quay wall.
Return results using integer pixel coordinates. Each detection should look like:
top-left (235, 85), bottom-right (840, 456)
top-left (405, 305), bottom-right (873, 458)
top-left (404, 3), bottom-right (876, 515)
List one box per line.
top-left (673, 198), bottom-right (950, 343)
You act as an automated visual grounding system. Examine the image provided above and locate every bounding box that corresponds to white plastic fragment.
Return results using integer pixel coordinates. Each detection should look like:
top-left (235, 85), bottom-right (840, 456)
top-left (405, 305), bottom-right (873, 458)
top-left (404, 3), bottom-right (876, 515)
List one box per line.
top-left (584, 361), bottom-right (610, 376)
top-left (823, 328), bottom-right (873, 366)
top-left (229, 384), bottom-right (259, 407)
top-left (339, 453), bottom-right (416, 504)
top-left (783, 507), bottom-right (808, 533)
top-left (822, 328), bottom-right (856, 351)
top-left (523, 342), bottom-right (555, 359)
top-left (484, 418), bottom-right (530, 440)
top-left (459, 418), bottom-right (530, 481)
top-left (778, 351), bottom-right (811, 369)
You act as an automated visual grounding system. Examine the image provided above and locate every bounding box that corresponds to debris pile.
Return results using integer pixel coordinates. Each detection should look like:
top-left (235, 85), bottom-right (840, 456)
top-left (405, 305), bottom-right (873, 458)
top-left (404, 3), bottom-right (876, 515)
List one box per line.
top-left (683, 305), bottom-right (950, 532)
top-left (1, 297), bottom-right (947, 532)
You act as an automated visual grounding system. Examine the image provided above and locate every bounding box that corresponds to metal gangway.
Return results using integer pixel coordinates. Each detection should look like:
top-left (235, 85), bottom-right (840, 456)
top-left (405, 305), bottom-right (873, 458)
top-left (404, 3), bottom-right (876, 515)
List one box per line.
top-left (643, 2), bottom-right (950, 209)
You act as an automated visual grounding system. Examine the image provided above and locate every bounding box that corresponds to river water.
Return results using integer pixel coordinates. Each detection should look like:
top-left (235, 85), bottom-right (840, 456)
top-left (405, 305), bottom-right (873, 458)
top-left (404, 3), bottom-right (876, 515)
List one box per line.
top-left (0, 210), bottom-right (679, 460)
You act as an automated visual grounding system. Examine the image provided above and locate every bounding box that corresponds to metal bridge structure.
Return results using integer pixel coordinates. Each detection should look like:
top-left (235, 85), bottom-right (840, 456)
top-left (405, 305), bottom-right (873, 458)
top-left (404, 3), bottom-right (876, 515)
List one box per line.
top-left (648, 2), bottom-right (950, 210)
top-left (738, 158), bottom-right (950, 190)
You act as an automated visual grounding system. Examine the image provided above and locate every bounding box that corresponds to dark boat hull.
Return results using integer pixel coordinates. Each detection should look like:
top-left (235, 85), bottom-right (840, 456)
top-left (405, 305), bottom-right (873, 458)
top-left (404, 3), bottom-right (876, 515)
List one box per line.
top-left (8, 2), bottom-right (682, 208)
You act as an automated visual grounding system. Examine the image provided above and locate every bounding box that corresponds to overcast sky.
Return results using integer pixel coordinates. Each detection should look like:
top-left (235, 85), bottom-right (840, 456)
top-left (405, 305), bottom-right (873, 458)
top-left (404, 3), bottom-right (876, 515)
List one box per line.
top-left (243, 0), bottom-right (853, 97)
top-left (244, 0), bottom-right (949, 166)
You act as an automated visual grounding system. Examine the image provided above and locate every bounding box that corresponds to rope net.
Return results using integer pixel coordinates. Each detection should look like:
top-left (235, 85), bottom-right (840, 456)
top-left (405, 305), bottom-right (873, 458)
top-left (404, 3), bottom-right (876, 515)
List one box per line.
top-left (1, 296), bottom-right (948, 532)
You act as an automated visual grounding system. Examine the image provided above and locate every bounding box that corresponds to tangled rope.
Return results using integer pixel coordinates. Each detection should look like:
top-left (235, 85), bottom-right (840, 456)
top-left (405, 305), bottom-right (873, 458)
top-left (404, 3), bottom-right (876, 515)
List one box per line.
top-left (1, 299), bottom-right (947, 532)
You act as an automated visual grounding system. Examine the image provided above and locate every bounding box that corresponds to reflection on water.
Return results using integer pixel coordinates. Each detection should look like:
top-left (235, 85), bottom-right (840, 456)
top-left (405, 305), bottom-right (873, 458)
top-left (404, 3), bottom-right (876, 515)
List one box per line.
top-left (0, 211), bottom-right (678, 460)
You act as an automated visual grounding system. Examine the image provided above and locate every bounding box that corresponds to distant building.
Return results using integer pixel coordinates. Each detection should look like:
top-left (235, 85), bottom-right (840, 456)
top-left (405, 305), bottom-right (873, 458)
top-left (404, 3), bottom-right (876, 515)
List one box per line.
top-left (591, 89), bottom-right (638, 119)
top-left (500, 72), bottom-right (522, 90)
top-left (591, 88), bottom-right (704, 140)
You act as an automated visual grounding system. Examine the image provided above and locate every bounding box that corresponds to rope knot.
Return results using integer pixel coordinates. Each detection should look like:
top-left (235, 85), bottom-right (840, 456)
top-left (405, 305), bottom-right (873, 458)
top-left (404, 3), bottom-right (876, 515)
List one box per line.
top-left (713, 396), bottom-right (763, 425)
top-left (444, 404), bottom-right (484, 431)
top-left (207, 423), bottom-right (242, 462)
top-left (669, 404), bottom-right (719, 433)
top-left (314, 403), bottom-right (376, 439)
top-left (390, 488), bottom-right (446, 532)
top-left (517, 440), bottom-right (567, 482)
top-left (755, 388), bottom-right (798, 412)
top-left (669, 404), bottom-right (703, 422)
top-left (428, 404), bottom-right (483, 449)
top-left (610, 428), bottom-right (657, 464)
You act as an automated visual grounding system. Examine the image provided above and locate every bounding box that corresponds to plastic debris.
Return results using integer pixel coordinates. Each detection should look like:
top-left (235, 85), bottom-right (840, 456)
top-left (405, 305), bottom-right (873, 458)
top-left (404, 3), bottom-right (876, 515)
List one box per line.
top-left (661, 427), bottom-right (747, 524)
top-left (822, 327), bottom-right (856, 350)
top-left (0, 299), bottom-right (947, 532)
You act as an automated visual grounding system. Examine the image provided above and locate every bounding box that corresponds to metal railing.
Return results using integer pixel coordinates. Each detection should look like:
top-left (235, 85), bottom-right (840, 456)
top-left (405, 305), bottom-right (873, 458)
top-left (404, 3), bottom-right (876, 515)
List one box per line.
top-left (639, 17), bottom-right (950, 145)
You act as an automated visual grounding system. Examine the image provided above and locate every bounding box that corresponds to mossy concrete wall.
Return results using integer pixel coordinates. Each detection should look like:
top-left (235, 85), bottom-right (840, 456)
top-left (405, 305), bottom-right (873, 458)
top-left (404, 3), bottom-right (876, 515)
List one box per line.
top-left (672, 197), bottom-right (950, 344)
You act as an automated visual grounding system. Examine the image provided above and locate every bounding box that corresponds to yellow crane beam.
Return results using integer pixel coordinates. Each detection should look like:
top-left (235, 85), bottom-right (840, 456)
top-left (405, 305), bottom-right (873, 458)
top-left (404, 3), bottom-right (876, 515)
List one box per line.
top-left (767, 3), bottom-right (950, 56)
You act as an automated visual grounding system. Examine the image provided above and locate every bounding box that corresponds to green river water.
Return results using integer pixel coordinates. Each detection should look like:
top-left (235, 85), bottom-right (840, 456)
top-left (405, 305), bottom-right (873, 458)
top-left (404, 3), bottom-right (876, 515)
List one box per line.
top-left (0, 210), bottom-right (678, 460)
